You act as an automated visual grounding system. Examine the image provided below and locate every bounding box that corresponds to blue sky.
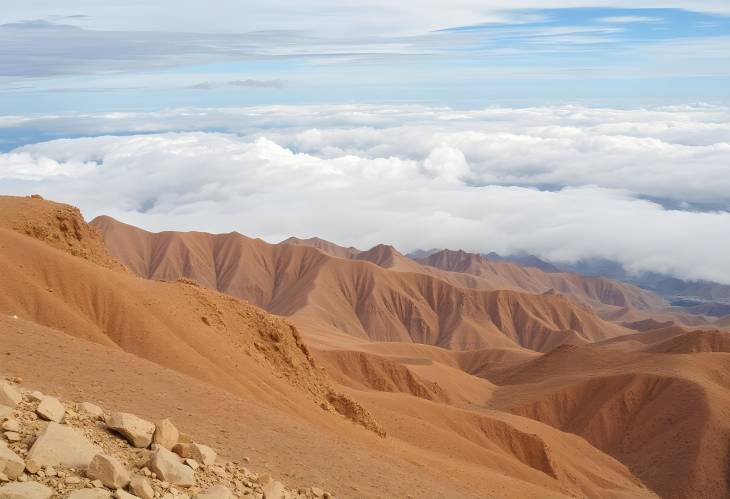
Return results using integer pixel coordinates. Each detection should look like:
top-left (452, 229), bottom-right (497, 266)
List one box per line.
top-left (1, 4), bottom-right (729, 120)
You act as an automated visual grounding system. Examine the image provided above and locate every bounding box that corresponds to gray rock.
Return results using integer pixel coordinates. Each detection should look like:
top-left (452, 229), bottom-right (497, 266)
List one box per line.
top-left (152, 419), bottom-right (179, 450)
top-left (0, 481), bottom-right (54, 499)
top-left (0, 385), bottom-right (20, 410)
top-left (77, 402), bottom-right (105, 419)
top-left (26, 422), bottom-right (100, 469)
top-left (129, 475), bottom-right (154, 499)
top-left (195, 484), bottom-right (233, 499)
top-left (148, 448), bottom-right (194, 487)
top-left (35, 396), bottom-right (65, 422)
top-left (107, 413), bottom-right (155, 448)
top-left (88, 453), bottom-right (131, 489)
top-left (0, 446), bottom-right (24, 480)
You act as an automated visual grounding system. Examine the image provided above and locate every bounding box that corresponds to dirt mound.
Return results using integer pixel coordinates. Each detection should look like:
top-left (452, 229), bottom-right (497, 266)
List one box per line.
top-left (0, 196), bottom-right (122, 270)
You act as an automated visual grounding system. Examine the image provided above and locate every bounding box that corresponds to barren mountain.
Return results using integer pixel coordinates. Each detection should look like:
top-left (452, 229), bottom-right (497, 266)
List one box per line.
top-left (0, 195), bottom-right (662, 498)
top-left (4, 195), bottom-right (730, 498)
top-left (91, 215), bottom-right (633, 352)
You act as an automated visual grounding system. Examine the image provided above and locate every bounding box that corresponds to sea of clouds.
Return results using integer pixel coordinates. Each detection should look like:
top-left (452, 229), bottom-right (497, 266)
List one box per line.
top-left (1, 104), bottom-right (729, 283)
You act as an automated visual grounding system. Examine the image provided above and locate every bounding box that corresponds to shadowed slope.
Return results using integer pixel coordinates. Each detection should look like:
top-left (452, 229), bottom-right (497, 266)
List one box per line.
top-left (485, 345), bottom-right (730, 499)
top-left (420, 249), bottom-right (666, 310)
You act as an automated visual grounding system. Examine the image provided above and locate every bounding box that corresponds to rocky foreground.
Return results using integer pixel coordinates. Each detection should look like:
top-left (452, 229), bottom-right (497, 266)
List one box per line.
top-left (0, 378), bottom-right (334, 499)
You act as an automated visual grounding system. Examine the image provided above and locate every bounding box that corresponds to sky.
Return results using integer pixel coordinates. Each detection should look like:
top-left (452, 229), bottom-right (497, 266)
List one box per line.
top-left (1, 2), bottom-right (729, 284)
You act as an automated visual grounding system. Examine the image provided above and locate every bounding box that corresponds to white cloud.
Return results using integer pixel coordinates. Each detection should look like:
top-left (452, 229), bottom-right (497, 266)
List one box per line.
top-left (2, 104), bottom-right (730, 284)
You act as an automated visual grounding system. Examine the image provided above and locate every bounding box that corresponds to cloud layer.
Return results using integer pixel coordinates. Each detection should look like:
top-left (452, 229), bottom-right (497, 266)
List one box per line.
top-left (1, 104), bottom-right (729, 283)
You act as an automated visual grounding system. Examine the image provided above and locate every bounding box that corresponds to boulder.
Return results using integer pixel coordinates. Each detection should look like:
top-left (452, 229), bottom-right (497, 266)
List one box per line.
top-left (195, 484), bottom-right (233, 499)
top-left (152, 419), bottom-right (179, 450)
top-left (172, 443), bottom-right (216, 465)
top-left (23, 460), bottom-right (40, 474)
top-left (107, 413), bottom-right (155, 448)
top-left (129, 475), bottom-right (154, 499)
top-left (2, 434), bottom-right (19, 443)
top-left (35, 396), bottom-right (65, 422)
top-left (0, 385), bottom-right (20, 409)
top-left (0, 481), bottom-right (54, 499)
top-left (0, 422), bottom-right (17, 433)
top-left (0, 446), bottom-right (24, 480)
top-left (78, 402), bottom-right (105, 419)
top-left (88, 453), bottom-right (131, 489)
top-left (68, 489), bottom-right (113, 499)
top-left (148, 448), bottom-right (194, 487)
top-left (26, 392), bottom-right (43, 403)
top-left (27, 422), bottom-right (100, 468)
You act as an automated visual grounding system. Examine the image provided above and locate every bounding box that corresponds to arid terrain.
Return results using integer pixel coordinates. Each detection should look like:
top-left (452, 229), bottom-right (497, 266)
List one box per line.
top-left (2, 195), bottom-right (729, 498)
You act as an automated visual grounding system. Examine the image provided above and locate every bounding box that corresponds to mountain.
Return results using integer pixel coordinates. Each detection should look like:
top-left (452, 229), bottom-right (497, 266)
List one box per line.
top-left (557, 257), bottom-right (730, 305)
top-left (91, 216), bottom-right (634, 352)
top-left (419, 249), bottom-right (666, 312)
top-left (0, 195), bottom-right (663, 498)
top-left (281, 236), bottom-right (360, 259)
top-left (7, 195), bottom-right (730, 498)
top-left (486, 251), bottom-right (561, 273)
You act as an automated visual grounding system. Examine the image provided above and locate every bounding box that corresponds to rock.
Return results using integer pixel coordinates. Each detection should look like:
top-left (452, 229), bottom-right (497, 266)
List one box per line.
top-left (152, 419), bottom-right (179, 450)
top-left (77, 403), bottom-right (105, 419)
top-left (262, 480), bottom-right (286, 499)
top-left (88, 453), bottom-right (130, 489)
top-left (195, 484), bottom-right (233, 499)
top-left (183, 459), bottom-right (199, 470)
top-left (2, 434), bottom-right (19, 443)
top-left (0, 407), bottom-right (10, 420)
top-left (0, 446), bottom-right (24, 480)
top-left (148, 448), bottom-right (194, 487)
top-left (172, 443), bottom-right (216, 466)
top-left (0, 481), bottom-right (54, 499)
top-left (0, 422), bottom-right (17, 433)
top-left (23, 460), bottom-right (39, 474)
top-left (35, 396), bottom-right (65, 422)
top-left (129, 475), bottom-right (154, 499)
top-left (26, 392), bottom-right (44, 403)
top-left (68, 490), bottom-right (112, 499)
top-left (107, 413), bottom-right (155, 448)
top-left (65, 476), bottom-right (81, 484)
top-left (44, 467), bottom-right (56, 477)
top-left (115, 490), bottom-right (139, 499)
top-left (91, 479), bottom-right (103, 488)
top-left (27, 422), bottom-right (100, 469)
top-left (0, 384), bottom-right (21, 409)
top-left (310, 487), bottom-right (324, 497)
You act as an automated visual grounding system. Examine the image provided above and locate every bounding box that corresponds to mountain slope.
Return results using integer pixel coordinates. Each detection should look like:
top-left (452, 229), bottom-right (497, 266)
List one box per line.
top-left (91, 215), bottom-right (632, 352)
top-left (0, 195), bottom-right (659, 498)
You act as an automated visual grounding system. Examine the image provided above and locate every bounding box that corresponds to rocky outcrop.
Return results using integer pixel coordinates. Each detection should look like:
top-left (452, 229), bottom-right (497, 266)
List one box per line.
top-left (0, 377), bottom-right (335, 498)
